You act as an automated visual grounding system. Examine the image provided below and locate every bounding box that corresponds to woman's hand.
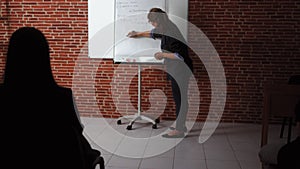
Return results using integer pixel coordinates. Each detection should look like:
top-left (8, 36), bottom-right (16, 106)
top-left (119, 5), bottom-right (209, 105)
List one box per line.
top-left (127, 31), bottom-right (138, 38)
top-left (154, 52), bottom-right (164, 60)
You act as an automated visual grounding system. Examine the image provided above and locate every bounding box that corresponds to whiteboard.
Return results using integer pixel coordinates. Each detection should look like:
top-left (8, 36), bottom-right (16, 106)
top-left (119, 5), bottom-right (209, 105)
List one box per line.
top-left (88, 0), bottom-right (188, 60)
top-left (88, 0), bottom-right (115, 58)
top-left (114, 0), bottom-right (166, 63)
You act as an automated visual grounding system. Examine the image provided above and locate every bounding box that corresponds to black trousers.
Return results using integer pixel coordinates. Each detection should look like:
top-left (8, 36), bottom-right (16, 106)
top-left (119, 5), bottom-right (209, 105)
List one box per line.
top-left (169, 75), bottom-right (189, 132)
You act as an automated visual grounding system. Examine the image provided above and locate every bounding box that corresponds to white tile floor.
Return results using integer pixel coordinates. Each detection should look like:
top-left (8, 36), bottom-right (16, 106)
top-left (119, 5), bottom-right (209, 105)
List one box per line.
top-left (81, 117), bottom-right (298, 169)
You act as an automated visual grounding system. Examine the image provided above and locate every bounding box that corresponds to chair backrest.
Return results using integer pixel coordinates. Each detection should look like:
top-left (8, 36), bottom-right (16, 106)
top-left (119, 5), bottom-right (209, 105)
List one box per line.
top-left (288, 75), bottom-right (300, 85)
top-left (261, 84), bottom-right (300, 146)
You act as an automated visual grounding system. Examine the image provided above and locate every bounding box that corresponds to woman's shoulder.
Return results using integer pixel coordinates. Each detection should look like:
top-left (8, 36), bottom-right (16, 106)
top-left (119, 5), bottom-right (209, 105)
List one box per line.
top-left (166, 22), bottom-right (186, 41)
top-left (54, 85), bottom-right (73, 96)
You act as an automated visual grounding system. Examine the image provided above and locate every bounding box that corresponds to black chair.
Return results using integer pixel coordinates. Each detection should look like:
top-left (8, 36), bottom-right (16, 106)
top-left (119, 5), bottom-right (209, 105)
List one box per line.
top-left (93, 156), bottom-right (105, 169)
top-left (77, 131), bottom-right (105, 169)
top-left (279, 75), bottom-right (300, 143)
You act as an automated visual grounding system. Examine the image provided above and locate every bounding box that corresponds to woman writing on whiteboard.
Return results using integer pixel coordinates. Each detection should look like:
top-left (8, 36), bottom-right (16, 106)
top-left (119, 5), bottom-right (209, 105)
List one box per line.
top-left (127, 7), bottom-right (193, 138)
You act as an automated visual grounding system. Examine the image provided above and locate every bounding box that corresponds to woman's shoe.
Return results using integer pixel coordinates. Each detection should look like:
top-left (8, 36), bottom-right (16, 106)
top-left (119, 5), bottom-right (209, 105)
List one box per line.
top-left (162, 130), bottom-right (185, 138)
top-left (169, 126), bottom-right (187, 133)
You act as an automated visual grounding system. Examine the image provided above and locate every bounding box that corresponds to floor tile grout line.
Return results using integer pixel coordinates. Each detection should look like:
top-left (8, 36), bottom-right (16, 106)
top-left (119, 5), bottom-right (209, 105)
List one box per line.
top-left (224, 125), bottom-right (245, 169)
top-left (84, 117), bottom-right (277, 169)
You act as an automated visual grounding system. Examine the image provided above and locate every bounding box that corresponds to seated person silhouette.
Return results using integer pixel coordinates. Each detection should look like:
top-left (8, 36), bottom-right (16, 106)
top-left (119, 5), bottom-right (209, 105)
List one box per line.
top-left (0, 27), bottom-right (103, 169)
top-left (277, 100), bottom-right (300, 169)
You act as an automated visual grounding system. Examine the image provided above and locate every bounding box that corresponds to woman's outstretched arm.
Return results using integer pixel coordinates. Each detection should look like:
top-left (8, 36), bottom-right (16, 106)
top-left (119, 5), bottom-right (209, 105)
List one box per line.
top-left (127, 30), bottom-right (151, 38)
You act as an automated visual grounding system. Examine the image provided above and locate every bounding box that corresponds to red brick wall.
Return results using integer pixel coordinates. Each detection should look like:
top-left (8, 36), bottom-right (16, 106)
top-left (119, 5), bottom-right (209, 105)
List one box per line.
top-left (190, 0), bottom-right (300, 123)
top-left (0, 0), bottom-right (299, 123)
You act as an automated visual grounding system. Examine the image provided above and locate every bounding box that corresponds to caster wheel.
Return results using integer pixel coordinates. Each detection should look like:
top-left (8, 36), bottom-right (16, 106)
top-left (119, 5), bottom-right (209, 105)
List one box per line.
top-left (155, 118), bottom-right (160, 123)
top-left (117, 120), bottom-right (122, 125)
top-left (152, 124), bottom-right (157, 129)
top-left (126, 125), bottom-right (132, 130)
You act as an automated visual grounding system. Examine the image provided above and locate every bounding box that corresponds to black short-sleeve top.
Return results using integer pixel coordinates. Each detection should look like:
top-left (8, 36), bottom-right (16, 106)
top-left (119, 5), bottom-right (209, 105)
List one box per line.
top-left (150, 21), bottom-right (193, 79)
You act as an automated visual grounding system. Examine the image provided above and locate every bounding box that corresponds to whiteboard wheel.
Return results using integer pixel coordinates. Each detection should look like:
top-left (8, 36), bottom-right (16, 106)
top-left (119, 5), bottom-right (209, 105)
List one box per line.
top-left (126, 125), bottom-right (132, 130)
top-left (117, 120), bottom-right (122, 125)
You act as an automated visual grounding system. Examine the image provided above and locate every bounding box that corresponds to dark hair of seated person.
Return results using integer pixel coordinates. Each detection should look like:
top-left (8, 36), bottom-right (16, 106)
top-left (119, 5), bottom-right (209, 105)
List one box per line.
top-left (0, 27), bottom-right (97, 169)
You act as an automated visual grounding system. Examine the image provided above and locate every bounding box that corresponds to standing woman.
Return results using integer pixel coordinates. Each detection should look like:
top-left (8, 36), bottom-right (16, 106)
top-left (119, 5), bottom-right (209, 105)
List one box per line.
top-left (127, 8), bottom-right (193, 138)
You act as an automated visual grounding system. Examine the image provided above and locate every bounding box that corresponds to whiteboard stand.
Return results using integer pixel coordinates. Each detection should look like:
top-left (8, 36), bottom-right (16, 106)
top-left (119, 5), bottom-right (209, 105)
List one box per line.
top-left (117, 64), bottom-right (160, 130)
